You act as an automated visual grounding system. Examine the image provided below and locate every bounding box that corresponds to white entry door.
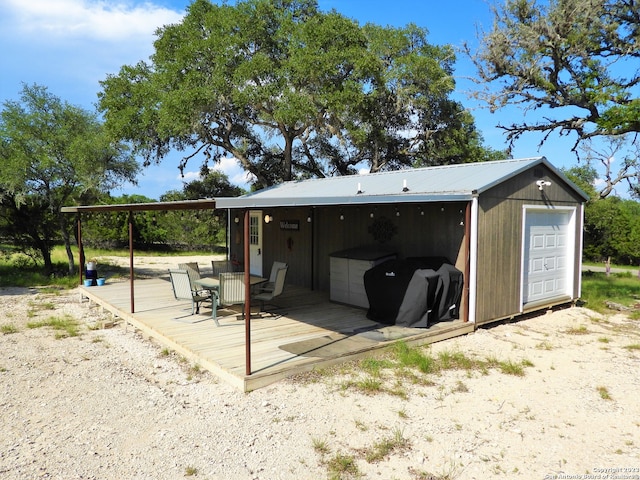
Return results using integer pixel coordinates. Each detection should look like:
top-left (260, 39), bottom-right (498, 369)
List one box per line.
top-left (522, 208), bottom-right (575, 306)
top-left (249, 210), bottom-right (263, 277)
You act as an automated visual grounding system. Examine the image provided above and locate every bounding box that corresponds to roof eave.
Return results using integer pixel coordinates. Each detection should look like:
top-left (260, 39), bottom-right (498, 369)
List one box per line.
top-left (215, 193), bottom-right (474, 209)
top-left (60, 199), bottom-right (217, 213)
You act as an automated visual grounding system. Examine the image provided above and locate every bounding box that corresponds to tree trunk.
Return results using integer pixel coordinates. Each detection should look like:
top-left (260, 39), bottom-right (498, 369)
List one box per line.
top-left (34, 237), bottom-right (54, 276)
top-left (283, 133), bottom-right (293, 182)
top-left (58, 214), bottom-right (76, 276)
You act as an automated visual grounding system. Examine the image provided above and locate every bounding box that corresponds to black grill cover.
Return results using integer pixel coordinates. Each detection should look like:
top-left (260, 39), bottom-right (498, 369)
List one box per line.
top-left (364, 257), bottom-right (450, 324)
top-left (395, 269), bottom-right (440, 328)
top-left (364, 259), bottom-right (420, 324)
top-left (364, 257), bottom-right (463, 327)
top-left (434, 263), bottom-right (464, 321)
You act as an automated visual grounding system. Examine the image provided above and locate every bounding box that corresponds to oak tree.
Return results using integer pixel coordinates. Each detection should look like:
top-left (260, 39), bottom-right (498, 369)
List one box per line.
top-left (0, 84), bottom-right (139, 274)
top-left (99, 0), bottom-right (500, 189)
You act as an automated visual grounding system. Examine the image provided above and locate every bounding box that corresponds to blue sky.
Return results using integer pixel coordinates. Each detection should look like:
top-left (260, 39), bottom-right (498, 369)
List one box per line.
top-left (1, 0), bottom-right (576, 200)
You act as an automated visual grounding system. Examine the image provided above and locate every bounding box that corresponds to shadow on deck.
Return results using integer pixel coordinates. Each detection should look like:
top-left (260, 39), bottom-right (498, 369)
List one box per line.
top-left (79, 275), bottom-right (474, 391)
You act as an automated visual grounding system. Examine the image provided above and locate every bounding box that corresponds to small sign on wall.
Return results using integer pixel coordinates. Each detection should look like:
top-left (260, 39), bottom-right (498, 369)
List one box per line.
top-left (279, 219), bottom-right (299, 231)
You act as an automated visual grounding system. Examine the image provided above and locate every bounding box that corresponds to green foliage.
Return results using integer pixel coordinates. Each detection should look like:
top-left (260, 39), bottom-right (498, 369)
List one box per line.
top-left (27, 314), bottom-right (81, 338)
top-left (0, 248), bottom-right (78, 288)
top-left (497, 359), bottom-right (529, 376)
top-left (0, 84), bottom-right (139, 274)
top-left (562, 165), bottom-right (598, 199)
top-left (564, 166), bottom-right (640, 264)
top-left (363, 428), bottom-right (410, 463)
top-left (471, 0), bottom-right (640, 145)
top-left (326, 452), bottom-right (359, 479)
top-left (99, 0), bottom-right (501, 189)
top-left (393, 341), bottom-right (436, 373)
top-left (1, 324), bottom-right (19, 334)
top-left (580, 271), bottom-right (640, 314)
top-left (583, 196), bottom-right (640, 265)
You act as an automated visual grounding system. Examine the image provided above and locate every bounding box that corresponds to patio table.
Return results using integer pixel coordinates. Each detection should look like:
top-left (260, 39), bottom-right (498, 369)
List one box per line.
top-left (195, 275), bottom-right (267, 321)
top-left (195, 275), bottom-right (267, 290)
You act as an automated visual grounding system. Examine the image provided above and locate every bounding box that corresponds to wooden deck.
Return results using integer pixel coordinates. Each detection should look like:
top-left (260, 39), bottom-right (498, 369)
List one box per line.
top-left (79, 275), bottom-right (475, 391)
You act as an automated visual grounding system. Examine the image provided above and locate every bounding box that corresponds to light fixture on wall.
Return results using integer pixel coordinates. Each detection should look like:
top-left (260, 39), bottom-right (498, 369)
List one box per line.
top-left (340, 212), bottom-right (345, 221)
top-left (234, 215), bottom-right (239, 224)
top-left (536, 179), bottom-right (552, 191)
top-left (264, 214), bottom-right (272, 224)
top-left (395, 209), bottom-right (400, 217)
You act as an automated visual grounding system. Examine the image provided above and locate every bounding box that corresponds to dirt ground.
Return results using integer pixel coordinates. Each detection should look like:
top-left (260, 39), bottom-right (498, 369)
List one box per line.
top-left (1, 257), bottom-right (639, 479)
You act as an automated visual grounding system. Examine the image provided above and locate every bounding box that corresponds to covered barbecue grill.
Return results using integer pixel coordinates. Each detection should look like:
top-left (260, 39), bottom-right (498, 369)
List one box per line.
top-left (364, 258), bottom-right (463, 327)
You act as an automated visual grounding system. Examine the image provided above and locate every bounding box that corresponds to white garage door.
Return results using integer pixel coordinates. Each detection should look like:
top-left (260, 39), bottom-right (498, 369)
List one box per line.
top-left (523, 209), bottom-right (575, 306)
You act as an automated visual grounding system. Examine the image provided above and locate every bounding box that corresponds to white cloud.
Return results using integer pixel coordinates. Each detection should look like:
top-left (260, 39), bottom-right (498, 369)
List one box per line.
top-left (2, 0), bottom-right (184, 41)
top-left (178, 170), bottom-right (201, 182)
top-left (214, 156), bottom-right (255, 188)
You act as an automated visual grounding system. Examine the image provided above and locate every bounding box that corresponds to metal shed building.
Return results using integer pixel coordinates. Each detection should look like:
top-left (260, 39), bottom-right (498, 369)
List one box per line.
top-left (216, 157), bottom-right (588, 327)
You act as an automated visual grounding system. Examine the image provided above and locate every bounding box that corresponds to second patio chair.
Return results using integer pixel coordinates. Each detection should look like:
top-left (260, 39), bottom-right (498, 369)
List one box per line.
top-left (252, 266), bottom-right (287, 315)
top-left (169, 269), bottom-right (217, 324)
top-left (256, 261), bottom-right (288, 293)
top-left (218, 272), bottom-right (247, 318)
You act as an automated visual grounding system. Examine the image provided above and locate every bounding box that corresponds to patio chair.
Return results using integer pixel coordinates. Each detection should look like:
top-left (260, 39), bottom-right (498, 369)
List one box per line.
top-left (256, 261), bottom-right (288, 293)
top-left (168, 269), bottom-right (217, 324)
top-left (179, 262), bottom-right (206, 294)
top-left (212, 260), bottom-right (234, 277)
top-left (252, 266), bottom-right (287, 314)
top-left (218, 272), bottom-right (247, 318)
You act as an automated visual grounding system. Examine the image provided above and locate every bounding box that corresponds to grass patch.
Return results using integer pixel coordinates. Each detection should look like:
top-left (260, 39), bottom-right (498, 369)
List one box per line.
top-left (597, 386), bottom-right (612, 400)
top-left (352, 375), bottom-right (383, 394)
top-left (394, 342), bottom-right (436, 373)
top-left (1, 324), bottom-right (19, 334)
top-left (322, 343), bottom-right (534, 397)
top-left (624, 344), bottom-right (640, 351)
top-left (437, 349), bottom-right (475, 370)
top-left (312, 437), bottom-right (331, 456)
top-left (27, 314), bottom-right (81, 338)
top-left (535, 341), bottom-right (554, 350)
top-left (362, 428), bottom-right (410, 463)
top-left (360, 357), bottom-right (394, 377)
top-left (498, 360), bottom-right (527, 376)
top-left (325, 452), bottom-right (360, 479)
top-left (565, 325), bottom-right (590, 335)
top-left (581, 271), bottom-right (640, 314)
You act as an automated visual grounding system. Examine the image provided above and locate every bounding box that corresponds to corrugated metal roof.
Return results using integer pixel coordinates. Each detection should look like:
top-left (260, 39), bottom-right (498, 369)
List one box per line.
top-left (216, 157), bottom-right (588, 209)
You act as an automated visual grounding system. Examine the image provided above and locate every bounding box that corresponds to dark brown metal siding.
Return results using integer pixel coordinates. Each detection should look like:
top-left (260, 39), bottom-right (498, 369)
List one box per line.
top-left (475, 166), bottom-right (585, 324)
top-left (312, 202), bottom-right (468, 293)
top-left (229, 208), bottom-right (313, 288)
top-left (231, 203), bottom-right (468, 293)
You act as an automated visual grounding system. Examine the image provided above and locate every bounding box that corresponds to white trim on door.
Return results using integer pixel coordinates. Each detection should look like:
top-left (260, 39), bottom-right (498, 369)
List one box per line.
top-left (520, 205), bottom-right (577, 310)
top-left (249, 210), bottom-right (263, 277)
